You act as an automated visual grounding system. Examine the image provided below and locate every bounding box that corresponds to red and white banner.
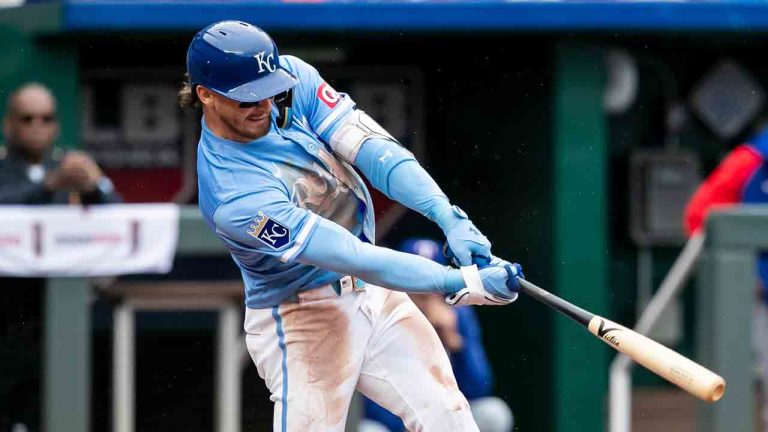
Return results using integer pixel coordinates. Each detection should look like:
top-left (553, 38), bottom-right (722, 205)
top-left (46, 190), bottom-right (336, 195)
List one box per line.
top-left (0, 204), bottom-right (179, 276)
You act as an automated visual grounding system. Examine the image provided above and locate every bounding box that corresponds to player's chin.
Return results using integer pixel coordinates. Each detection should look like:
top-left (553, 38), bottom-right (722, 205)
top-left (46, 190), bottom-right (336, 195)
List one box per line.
top-left (241, 118), bottom-right (271, 139)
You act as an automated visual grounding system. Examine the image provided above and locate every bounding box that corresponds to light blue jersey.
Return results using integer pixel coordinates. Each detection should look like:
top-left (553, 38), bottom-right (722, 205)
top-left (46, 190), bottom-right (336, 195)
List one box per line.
top-left (198, 55), bottom-right (473, 309)
top-left (198, 55), bottom-right (376, 308)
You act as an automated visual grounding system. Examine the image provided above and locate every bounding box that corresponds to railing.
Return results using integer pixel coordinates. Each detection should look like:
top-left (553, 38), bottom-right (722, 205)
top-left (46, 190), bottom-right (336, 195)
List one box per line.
top-left (42, 206), bottom-right (363, 432)
top-left (609, 206), bottom-right (768, 432)
top-left (608, 233), bottom-right (705, 432)
top-left (44, 206), bottom-right (237, 432)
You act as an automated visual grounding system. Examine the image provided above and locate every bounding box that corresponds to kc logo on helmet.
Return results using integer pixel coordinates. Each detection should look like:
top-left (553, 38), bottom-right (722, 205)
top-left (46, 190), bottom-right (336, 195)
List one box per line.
top-left (248, 212), bottom-right (290, 249)
top-left (254, 51), bottom-right (276, 73)
top-left (317, 82), bottom-right (341, 108)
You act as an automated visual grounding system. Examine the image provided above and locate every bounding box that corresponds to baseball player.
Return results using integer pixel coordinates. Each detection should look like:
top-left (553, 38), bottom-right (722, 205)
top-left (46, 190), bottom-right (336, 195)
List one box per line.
top-left (181, 21), bottom-right (524, 432)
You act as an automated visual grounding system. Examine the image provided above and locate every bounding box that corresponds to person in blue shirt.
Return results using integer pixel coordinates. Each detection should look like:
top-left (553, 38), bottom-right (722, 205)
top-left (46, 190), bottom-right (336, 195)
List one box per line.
top-left (181, 20), bottom-right (524, 432)
top-left (361, 238), bottom-right (514, 432)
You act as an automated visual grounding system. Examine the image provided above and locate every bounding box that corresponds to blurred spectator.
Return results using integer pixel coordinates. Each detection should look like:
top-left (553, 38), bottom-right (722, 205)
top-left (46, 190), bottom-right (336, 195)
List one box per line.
top-left (359, 238), bottom-right (514, 432)
top-left (0, 82), bottom-right (120, 204)
top-left (684, 126), bottom-right (768, 431)
top-left (0, 83), bottom-right (119, 431)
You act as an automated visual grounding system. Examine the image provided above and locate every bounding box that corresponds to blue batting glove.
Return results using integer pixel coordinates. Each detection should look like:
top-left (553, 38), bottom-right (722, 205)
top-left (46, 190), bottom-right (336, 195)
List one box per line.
top-left (436, 205), bottom-right (492, 267)
top-left (475, 255), bottom-right (526, 294)
top-left (480, 266), bottom-right (518, 300)
top-left (502, 262), bottom-right (525, 292)
top-left (445, 262), bottom-right (523, 306)
top-left (489, 256), bottom-right (525, 292)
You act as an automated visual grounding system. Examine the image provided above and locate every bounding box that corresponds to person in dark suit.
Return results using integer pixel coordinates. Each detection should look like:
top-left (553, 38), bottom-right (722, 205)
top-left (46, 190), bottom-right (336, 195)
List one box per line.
top-left (0, 83), bottom-right (120, 431)
top-left (0, 82), bottom-right (120, 205)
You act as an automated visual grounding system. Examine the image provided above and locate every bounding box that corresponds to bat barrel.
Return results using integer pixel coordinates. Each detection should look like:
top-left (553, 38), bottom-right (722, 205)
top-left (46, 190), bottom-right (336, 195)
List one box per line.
top-left (516, 279), bottom-right (726, 403)
top-left (587, 316), bottom-right (726, 402)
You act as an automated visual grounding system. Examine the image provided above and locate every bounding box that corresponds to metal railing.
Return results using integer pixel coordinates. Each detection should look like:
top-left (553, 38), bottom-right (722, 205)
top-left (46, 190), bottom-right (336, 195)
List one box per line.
top-left (44, 206), bottom-right (240, 432)
top-left (608, 233), bottom-right (705, 432)
top-left (609, 206), bottom-right (768, 432)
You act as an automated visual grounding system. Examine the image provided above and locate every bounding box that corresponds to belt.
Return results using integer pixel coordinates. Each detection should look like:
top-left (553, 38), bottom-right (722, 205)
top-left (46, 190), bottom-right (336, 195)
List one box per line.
top-left (282, 275), bottom-right (365, 304)
top-left (331, 275), bottom-right (366, 295)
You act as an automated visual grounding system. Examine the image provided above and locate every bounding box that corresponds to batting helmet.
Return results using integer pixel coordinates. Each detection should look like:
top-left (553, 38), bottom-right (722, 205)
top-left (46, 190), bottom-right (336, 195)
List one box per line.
top-left (186, 21), bottom-right (298, 103)
top-left (398, 238), bottom-right (448, 265)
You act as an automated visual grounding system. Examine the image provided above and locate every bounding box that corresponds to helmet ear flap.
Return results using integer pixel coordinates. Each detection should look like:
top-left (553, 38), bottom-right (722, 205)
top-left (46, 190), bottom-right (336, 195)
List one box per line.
top-left (275, 89), bottom-right (294, 129)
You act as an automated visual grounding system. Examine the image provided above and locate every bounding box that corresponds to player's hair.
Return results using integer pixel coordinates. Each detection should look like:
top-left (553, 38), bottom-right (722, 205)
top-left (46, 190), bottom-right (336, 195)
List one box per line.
top-left (177, 75), bottom-right (199, 109)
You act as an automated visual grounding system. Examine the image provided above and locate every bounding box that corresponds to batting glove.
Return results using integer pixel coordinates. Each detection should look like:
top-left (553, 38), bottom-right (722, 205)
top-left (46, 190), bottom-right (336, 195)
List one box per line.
top-left (437, 205), bottom-right (492, 267)
top-left (446, 262), bottom-right (524, 306)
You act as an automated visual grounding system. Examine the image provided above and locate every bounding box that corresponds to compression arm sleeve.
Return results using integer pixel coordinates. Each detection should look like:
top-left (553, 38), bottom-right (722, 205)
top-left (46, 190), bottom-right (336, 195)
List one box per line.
top-left (354, 137), bottom-right (453, 224)
top-left (684, 144), bottom-right (761, 235)
top-left (297, 215), bottom-right (466, 294)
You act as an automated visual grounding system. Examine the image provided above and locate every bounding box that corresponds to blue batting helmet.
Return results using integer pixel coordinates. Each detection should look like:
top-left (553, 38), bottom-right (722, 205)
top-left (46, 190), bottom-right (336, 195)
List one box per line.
top-left (186, 21), bottom-right (298, 103)
top-left (398, 238), bottom-right (447, 265)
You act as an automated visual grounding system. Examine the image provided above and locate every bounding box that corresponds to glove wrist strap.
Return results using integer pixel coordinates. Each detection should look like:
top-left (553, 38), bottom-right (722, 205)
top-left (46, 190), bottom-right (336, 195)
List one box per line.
top-left (459, 264), bottom-right (483, 293)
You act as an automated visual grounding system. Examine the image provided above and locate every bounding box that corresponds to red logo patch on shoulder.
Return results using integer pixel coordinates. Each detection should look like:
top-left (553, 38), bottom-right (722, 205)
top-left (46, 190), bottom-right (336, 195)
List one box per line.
top-left (317, 82), bottom-right (341, 108)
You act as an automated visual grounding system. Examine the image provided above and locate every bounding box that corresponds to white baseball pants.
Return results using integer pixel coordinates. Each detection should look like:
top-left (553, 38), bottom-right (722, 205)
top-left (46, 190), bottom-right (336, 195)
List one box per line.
top-left (244, 283), bottom-right (479, 432)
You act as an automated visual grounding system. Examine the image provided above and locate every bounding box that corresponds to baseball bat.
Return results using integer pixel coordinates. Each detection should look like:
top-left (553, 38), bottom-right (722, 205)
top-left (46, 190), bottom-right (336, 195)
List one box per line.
top-left (517, 278), bottom-right (725, 403)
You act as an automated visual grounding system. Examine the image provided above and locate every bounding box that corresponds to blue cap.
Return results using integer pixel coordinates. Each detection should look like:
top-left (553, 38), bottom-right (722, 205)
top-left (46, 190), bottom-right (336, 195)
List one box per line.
top-left (398, 238), bottom-right (447, 265)
top-left (187, 21), bottom-right (298, 102)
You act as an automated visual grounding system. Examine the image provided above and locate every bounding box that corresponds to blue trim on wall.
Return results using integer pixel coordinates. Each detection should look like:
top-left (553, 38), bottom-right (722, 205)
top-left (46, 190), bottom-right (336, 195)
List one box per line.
top-left (60, 1), bottom-right (768, 32)
top-left (272, 306), bottom-right (289, 432)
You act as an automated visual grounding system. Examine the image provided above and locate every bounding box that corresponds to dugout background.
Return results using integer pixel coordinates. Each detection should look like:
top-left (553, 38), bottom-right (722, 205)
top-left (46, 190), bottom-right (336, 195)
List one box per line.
top-left (73, 32), bottom-right (558, 432)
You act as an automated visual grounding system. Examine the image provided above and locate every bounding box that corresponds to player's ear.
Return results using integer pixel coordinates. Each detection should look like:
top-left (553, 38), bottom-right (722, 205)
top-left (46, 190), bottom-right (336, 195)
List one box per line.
top-left (196, 85), bottom-right (215, 107)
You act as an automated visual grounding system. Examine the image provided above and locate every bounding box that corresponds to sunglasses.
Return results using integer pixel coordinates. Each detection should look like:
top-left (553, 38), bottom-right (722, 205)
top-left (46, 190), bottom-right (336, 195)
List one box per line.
top-left (238, 90), bottom-right (291, 109)
top-left (18, 114), bottom-right (57, 125)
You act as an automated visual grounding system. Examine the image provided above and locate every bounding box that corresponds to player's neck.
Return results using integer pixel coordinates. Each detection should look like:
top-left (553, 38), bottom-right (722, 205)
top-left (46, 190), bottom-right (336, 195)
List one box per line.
top-left (203, 114), bottom-right (242, 143)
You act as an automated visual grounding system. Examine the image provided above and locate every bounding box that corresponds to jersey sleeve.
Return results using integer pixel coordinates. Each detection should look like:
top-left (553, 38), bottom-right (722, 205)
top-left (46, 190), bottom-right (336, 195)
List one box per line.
top-left (296, 214), bottom-right (466, 295)
top-left (213, 186), bottom-right (320, 263)
top-left (214, 181), bottom-right (466, 295)
top-left (684, 144), bottom-right (763, 235)
top-left (280, 55), bottom-right (356, 143)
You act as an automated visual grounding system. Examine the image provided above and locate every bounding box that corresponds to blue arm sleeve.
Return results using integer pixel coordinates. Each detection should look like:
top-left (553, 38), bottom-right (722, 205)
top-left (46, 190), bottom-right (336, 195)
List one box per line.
top-left (297, 215), bottom-right (466, 295)
top-left (354, 137), bottom-right (453, 225)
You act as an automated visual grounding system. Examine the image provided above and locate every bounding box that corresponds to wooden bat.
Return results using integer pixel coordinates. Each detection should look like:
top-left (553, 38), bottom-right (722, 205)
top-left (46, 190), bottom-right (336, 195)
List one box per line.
top-left (518, 278), bottom-right (725, 402)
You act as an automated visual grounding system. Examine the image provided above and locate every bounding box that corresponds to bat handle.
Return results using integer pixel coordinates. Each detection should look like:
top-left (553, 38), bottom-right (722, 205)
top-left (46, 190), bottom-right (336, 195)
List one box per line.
top-left (443, 243), bottom-right (520, 291)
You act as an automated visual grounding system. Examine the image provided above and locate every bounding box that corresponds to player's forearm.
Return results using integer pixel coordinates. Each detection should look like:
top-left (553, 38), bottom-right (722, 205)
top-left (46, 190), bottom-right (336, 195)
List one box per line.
top-left (355, 137), bottom-right (453, 224)
top-left (296, 216), bottom-right (465, 294)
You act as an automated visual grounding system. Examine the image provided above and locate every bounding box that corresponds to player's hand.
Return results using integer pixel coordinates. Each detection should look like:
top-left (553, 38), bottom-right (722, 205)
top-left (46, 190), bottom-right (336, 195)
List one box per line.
top-left (437, 205), bottom-right (492, 267)
top-left (446, 262), bottom-right (524, 306)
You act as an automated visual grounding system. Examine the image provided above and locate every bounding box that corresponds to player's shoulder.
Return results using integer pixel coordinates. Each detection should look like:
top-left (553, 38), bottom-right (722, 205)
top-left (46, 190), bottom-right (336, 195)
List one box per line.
top-left (211, 190), bottom-right (253, 231)
top-left (211, 187), bottom-right (282, 232)
top-left (280, 54), bottom-right (319, 78)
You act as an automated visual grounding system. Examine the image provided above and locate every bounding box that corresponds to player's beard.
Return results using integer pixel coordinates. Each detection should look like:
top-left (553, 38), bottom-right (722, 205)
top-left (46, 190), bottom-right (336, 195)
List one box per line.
top-left (221, 112), bottom-right (272, 142)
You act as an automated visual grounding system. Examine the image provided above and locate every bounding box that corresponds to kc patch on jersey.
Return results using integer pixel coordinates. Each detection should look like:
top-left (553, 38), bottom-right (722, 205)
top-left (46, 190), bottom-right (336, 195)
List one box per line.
top-left (247, 212), bottom-right (291, 250)
top-left (317, 82), bottom-right (341, 108)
